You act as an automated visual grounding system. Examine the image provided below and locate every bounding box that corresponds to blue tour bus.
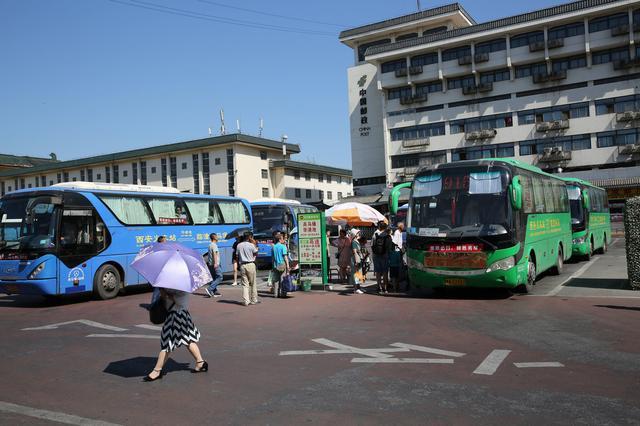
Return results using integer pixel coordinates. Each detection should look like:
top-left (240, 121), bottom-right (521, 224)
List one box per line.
top-left (249, 198), bottom-right (317, 268)
top-left (0, 182), bottom-right (252, 299)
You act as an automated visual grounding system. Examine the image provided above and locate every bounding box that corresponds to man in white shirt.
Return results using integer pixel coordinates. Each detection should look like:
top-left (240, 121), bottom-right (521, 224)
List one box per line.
top-left (392, 222), bottom-right (404, 251)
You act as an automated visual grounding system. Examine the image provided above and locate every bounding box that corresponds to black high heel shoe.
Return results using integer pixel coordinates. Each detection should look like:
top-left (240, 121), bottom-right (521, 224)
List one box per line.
top-left (143, 369), bottom-right (163, 382)
top-left (191, 360), bottom-right (208, 373)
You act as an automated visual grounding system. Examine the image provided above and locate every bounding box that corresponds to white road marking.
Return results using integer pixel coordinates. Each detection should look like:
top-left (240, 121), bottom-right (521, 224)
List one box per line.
top-left (390, 343), bottom-right (466, 357)
top-left (310, 338), bottom-right (395, 358)
top-left (473, 350), bottom-right (512, 375)
top-left (86, 334), bottom-right (157, 339)
top-left (351, 358), bottom-right (455, 364)
top-left (279, 348), bottom-right (410, 356)
top-left (135, 324), bottom-right (162, 331)
top-left (22, 320), bottom-right (127, 332)
top-left (546, 256), bottom-right (600, 297)
top-left (0, 400), bottom-right (121, 426)
top-left (514, 362), bottom-right (564, 368)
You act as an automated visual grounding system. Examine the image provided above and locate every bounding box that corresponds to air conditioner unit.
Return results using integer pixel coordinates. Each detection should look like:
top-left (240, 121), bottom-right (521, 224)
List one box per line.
top-left (402, 138), bottom-right (430, 149)
top-left (551, 146), bottom-right (562, 154)
top-left (549, 69), bottom-right (567, 81)
top-left (462, 85), bottom-right (478, 95)
top-left (399, 96), bottom-right (414, 105)
top-left (409, 65), bottom-right (423, 75)
top-left (395, 68), bottom-right (408, 78)
top-left (547, 38), bottom-right (565, 49)
top-left (536, 122), bottom-right (550, 132)
top-left (474, 53), bottom-right (490, 63)
top-left (616, 111), bottom-right (636, 122)
top-left (480, 129), bottom-right (497, 139)
top-left (613, 59), bottom-right (631, 70)
top-left (543, 147), bottom-right (553, 155)
top-left (533, 73), bottom-right (550, 83)
top-left (548, 119), bottom-right (570, 130)
top-left (620, 144), bottom-right (640, 155)
top-left (611, 24), bottom-right (630, 37)
top-left (412, 93), bottom-right (428, 103)
top-left (529, 41), bottom-right (545, 52)
top-left (477, 82), bottom-right (493, 93)
top-left (458, 55), bottom-right (472, 66)
top-left (465, 131), bottom-right (482, 141)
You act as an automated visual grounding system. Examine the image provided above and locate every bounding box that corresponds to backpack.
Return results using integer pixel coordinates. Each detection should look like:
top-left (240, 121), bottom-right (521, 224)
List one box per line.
top-left (372, 233), bottom-right (388, 255)
top-left (149, 299), bottom-right (175, 325)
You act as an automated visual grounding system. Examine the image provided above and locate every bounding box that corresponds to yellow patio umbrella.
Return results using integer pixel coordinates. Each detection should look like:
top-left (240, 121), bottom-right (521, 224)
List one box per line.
top-left (325, 202), bottom-right (387, 227)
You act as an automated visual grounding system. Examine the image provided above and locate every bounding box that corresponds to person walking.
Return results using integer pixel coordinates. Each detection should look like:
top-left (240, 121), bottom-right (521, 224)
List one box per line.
top-left (150, 236), bottom-right (167, 305)
top-left (144, 288), bottom-right (207, 381)
top-left (371, 221), bottom-right (392, 294)
top-left (231, 235), bottom-right (242, 286)
top-left (349, 229), bottom-right (364, 294)
top-left (390, 223), bottom-right (405, 292)
top-left (271, 233), bottom-right (289, 298)
top-left (237, 231), bottom-right (259, 306)
top-left (205, 233), bottom-right (223, 298)
top-left (332, 229), bottom-right (351, 284)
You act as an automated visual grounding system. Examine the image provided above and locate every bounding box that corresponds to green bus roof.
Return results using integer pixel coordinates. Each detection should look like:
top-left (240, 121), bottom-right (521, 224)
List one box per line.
top-left (559, 176), bottom-right (605, 191)
top-left (418, 158), bottom-right (566, 181)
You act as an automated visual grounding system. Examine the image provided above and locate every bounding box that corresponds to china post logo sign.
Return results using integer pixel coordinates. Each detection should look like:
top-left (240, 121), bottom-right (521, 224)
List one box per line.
top-left (357, 74), bottom-right (370, 137)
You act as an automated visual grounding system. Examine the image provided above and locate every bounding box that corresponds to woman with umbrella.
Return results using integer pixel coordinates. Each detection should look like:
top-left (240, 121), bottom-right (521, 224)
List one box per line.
top-left (131, 242), bottom-right (212, 382)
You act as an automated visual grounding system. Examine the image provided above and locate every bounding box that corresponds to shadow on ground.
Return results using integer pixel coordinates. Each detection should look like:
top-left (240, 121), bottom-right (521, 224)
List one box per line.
top-left (594, 304), bottom-right (640, 312)
top-left (564, 278), bottom-right (630, 290)
top-left (104, 357), bottom-right (190, 378)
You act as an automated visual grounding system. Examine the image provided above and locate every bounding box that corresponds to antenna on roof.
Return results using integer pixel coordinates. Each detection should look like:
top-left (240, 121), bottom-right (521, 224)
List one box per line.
top-left (220, 109), bottom-right (226, 135)
top-left (208, 127), bottom-right (212, 137)
top-left (281, 134), bottom-right (288, 157)
top-left (237, 119), bottom-right (242, 134)
top-left (417, 0), bottom-right (421, 11)
top-left (259, 118), bottom-right (264, 137)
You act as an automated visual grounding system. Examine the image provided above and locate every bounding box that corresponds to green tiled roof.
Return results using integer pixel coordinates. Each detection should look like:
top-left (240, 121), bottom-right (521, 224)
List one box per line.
top-left (0, 134), bottom-right (301, 178)
top-left (0, 154), bottom-right (58, 168)
top-left (365, 0), bottom-right (623, 57)
top-left (270, 160), bottom-right (352, 177)
top-left (339, 3), bottom-right (476, 40)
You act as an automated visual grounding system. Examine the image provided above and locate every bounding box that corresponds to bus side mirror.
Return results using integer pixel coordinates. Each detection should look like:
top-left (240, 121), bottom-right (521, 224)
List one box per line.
top-left (509, 176), bottom-right (523, 210)
top-left (582, 190), bottom-right (590, 210)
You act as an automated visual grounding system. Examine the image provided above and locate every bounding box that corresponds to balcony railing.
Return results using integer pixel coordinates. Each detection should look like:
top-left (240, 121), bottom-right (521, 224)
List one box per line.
top-left (529, 41), bottom-right (546, 52)
top-left (400, 94), bottom-right (428, 105)
top-left (613, 57), bottom-right (640, 70)
top-left (465, 129), bottom-right (497, 141)
top-left (538, 148), bottom-right (572, 163)
top-left (477, 82), bottom-right (493, 93)
top-left (536, 119), bottom-right (570, 132)
top-left (532, 72), bottom-right (550, 83)
top-left (474, 53), bottom-right (490, 63)
top-left (532, 69), bottom-right (566, 83)
top-left (547, 38), bottom-right (565, 49)
top-left (616, 111), bottom-right (640, 122)
top-left (409, 65), bottom-right (423, 75)
top-left (395, 68), bottom-right (408, 78)
top-left (458, 55), bottom-right (472, 66)
top-left (402, 138), bottom-right (430, 150)
top-left (462, 85), bottom-right (478, 95)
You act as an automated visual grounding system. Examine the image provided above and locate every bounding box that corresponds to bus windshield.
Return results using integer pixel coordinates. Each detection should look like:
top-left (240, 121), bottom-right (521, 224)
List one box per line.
top-left (410, 169), bottom-right (511, 238)
top-left (567, 185), bottom-right (584, 229)
top-left (252, 206), bottom-right (288, 236)
top-left (0, 196), bottom-right (58, 255)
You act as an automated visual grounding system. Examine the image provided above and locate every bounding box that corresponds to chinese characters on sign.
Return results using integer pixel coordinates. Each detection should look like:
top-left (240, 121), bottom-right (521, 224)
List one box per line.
top-left (298, 213), bottom-right (323, 264)
top-left (357, 74), bottom-right (370, 137)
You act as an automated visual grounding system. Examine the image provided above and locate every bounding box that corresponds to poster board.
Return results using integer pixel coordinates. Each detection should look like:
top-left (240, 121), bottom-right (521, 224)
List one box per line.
top-left (297, 212), bottom-right (328, 287)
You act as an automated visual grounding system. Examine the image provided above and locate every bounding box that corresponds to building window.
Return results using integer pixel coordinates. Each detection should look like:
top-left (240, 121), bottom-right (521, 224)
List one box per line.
top-left (260, 151), bottom-right (267, 160)
top-left (441, 45), bottom-right (471, 62)
top-left (318, 174), bottom-right (324, 182)
top-left (596, 129), bottom-right (639, 148)
top-left (475, 38), bottom-right (506, 54)
top-left (518, 102), bottom-right (590, 124)
top-left (357, 38), bottom-right (391, 62)
top-left (123, 170), bottom-right (128, 178)
top-left (423, 26), bottom-right (447, 36)
top-left (479, 68), bottom-right (510, 84)
top-left (450, 113), bottom-right (513, 134)
top-left (63, 172), bottom-right (69, 183)
top-left (87, 169), bottom-right (93, 182)
top-left (390, 122), bottom-right (446, 141)
top-left (96, 173), bottom-right (102, 181)
top-left (161, 158), bottom-right (167, 186)
top-left (551, 54), bottom-right (587, 72)
top-left (510, 31), bottom-right (544, 49)
top-left (305, 189), bottom-right (311, 199)
top-left (226, 149), bottom-right (235, 196)
top-left (318, 190), bottom-right (324, 199)
top-left (589, 12), bottom-right (628, 33)
top-left (181, 162), bottom-right (187, 170)
top-left (57, 173), bottom-right (61, 183)
top-left (515, 62), bottom-right (548, 79)
top-left (415, 80), bottom-right (442, 95)
top-left (453, 143), bottom-right (515, 161)
top-left (592, 47), bottom-right (629, 65)
top-left (132, 162), bottom-right (138, 184)
top-left (390, 151), bottom-right (447, 169)
top-left (215, 158), bottom-right (221, 165)
top-left (0, 182), bottom-right (4, 196)
top-left (520, 134), bottom-right (592, 155)
top-left (387, 86), bottom-right (412, 101)
top-left (294, 170), bottom-right (300, 180)
top-left (326, 175), bottom-right (332, 183)
top-left (80, 169), bottom-right (85, 181)
top-left (548, 21), bottom-right (585, 40)
top-left (295, 188), bottom-right (301, 198)
top-left (410, 52), bottom-right (438, 67)
top-left (20, 178), bottom-right (25, 189)
top-left (202, 152), bottom-right (210, 195)
top-left (338, 192), bottom-right (343, 199)
top-left (261, 169), bottom-right (268, 179)
top-left (105, 167), bottom-right (110, 183)
top-left (381, 58), bottom-right (406, 74)
top-left (396, 32), bottom-right (418, 41)
top-left (327, 191), bottom-right (333, 200)
top-left (151, 166), bottom-right (157, 174)
top-left (595, 95), bottom-right (640, 115)
top-left (305, 171), bottom-right (311, 181)
top-left (140, 161), bottom-right (147, 185)
top-left (40, 176), bottom-right (46, 187)
top-left (262, 188), bottom-right (269, 197)
top-left (192, 154), bottom-right (199, 194)
top-left (113, 164), bottom-right (119, 183)
top-left (337, 176), bottom-right (342, 184)
top-left (447, 75), bottom-right (475, 90)
top-left (170, 157), bottom-right (177, 188)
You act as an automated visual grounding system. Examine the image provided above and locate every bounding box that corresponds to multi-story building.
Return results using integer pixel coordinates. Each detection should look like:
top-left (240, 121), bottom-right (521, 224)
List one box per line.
top-left (0, 153), bottom-right (58, 172)
top-left (340, 0), bottom-right (640, 196)
top-left (0, 134), bottom-right (352, 203)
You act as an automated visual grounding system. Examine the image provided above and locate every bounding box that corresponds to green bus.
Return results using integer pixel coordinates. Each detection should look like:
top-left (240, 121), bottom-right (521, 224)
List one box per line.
top-left (562, 177), bottom-right (612, 260)
top-left (389, 158), bottom-right (573, 293)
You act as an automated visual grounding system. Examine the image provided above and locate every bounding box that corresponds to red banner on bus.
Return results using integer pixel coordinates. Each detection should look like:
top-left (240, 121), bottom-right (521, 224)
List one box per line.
top-left (428, 244), bottom-right (484, 253)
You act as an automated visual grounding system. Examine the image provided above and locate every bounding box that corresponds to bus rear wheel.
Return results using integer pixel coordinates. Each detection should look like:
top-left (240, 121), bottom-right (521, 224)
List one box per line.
top-left (551, 246), bottom-right (564, 276)
top-left (597, 235), bottom-right (608, 254)
top-left (584, 238), bottom-right (594, 261)
top-left (94, 264), bottom-right (121, 300)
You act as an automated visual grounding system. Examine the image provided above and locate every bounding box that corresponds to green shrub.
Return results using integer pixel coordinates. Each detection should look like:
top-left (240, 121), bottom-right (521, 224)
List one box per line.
top-left (624, 196), bottom-right (640, 290)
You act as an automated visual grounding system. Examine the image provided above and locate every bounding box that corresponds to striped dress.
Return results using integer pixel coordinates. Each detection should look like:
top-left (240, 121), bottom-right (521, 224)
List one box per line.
top-left (160, 291), bottom-right (201, 352)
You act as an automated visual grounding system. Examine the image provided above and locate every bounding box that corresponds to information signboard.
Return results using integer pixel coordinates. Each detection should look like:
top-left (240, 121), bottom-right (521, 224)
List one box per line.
top-left (297, 212), bottom-right (328, 286)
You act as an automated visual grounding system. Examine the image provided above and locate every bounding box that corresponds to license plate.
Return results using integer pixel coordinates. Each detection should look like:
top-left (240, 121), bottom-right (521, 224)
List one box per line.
top-left (444, 278), bottom-right (465, 287)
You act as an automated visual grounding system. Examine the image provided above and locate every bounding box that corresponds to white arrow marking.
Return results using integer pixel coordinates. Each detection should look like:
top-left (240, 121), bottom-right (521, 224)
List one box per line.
top-left (280, 348), bottom-right (410, 356)
top-left (135, 324), bottom-right (162, 331)
top-left (22, 320), bottom-right (127, 332)
top-left (311, 338), bottom-right (395, 358)
top-left (351, 358), bottom-right (454, 364)
top-left (514, 362), bottom-right (564, 368)
top-left (390, 343), bottom-right (466, 357)
top-left (473, 350), bottom-right (512, 375)
top-left (86, 334), bottom-right (158, 339)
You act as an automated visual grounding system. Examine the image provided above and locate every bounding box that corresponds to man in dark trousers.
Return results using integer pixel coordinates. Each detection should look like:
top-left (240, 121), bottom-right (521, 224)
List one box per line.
top-left (205, 233), bottom-right (223, 298)
top-left (371, 221), bottom-right (392, 294)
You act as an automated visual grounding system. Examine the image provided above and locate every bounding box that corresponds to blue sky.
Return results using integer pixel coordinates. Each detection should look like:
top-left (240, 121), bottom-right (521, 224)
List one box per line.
top-left (1, 0), bottom-right (563, 169)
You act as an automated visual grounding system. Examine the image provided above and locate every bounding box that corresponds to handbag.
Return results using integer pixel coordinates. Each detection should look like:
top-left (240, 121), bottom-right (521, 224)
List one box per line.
top-left (149, 299), bottom-right (175, 325)
top-left (281, 274), bottom-right (296, 293)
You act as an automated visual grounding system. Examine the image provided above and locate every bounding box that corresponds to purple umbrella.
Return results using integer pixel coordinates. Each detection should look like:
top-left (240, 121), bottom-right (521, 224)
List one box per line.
top-left (131, 242), bottom-right (212, 293)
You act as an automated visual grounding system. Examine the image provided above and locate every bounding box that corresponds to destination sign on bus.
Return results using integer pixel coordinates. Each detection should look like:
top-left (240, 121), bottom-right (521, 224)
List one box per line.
top-left (428, 244), bottom-right (484, 253)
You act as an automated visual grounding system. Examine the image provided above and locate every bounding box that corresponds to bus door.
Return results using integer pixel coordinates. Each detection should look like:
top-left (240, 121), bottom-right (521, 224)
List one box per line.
top-left (56, 208), bottom-right (104, 294)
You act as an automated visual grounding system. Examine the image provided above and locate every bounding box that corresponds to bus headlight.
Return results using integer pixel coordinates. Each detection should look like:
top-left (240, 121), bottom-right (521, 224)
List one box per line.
top-left (28, 262), bottom-right (47, 279)
top-left (573, 236), bottom-right (587, 245)
top-left (486, 257), bottom-right (515, 274)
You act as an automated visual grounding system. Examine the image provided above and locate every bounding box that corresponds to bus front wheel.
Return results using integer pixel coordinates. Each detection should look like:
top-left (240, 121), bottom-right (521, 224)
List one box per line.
top-left (517, 258), bottom-right (536, 294)
top-left (597, 235), bottom-right (608, 255)
top-left (94, 264), bottom-right (121, 300)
